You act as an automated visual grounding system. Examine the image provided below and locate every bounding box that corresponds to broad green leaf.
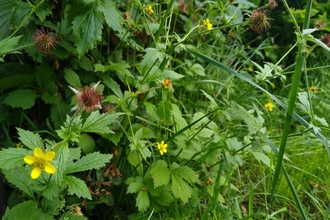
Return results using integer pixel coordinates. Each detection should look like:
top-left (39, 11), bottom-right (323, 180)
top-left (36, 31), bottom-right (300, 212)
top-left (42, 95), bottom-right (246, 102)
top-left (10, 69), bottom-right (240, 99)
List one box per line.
top-left (252, 151), bottom-right (271, 168)
top-left (10, 1), bottom-right (31, 28)
top-left (2, 167), bottom-right (34, 198)
top-left (64, 152), bottom-right (112, 174)
top-left (171, 164), bottom-right (198, 184)
top-left (171, 172), bottom-right (192, 203)
top-left (0, 0), bottom-right (15, 39)
top-left (101, 74), bottom-right (123, 98)
top-left (141, 47), bottom-right (165, 74)
top-left (4, 89), bottom-right (38, 109)
top-left (0, 148), bottom-right (30, 169)
top-left (127, 150), bottom-right (144, 176)
top-left (63, 176), bottom-right (91, 200)
top-left (127, 176), bottom-right (144, 194)
top-left (17, 128), bottom-right (43, 150)
top-left (41, 93), bottom-right (61, 104)
top-left (97, 0), bottom-right (122, 32)
top-left (65, 147), bottom-right (82, 169)
top-left (0, 36), bottom-right (22, 55)
top-left (2, 201), bottom-right (42, 220)
top-left (144, 102), bottom-right (160, 121)
top-left (53, 141), bottom-right (69, 184)
top-left (81, 111), bottom-right (123, 134)
top-left (150, 160), bottom-right (171, 188)
top-left (64, 68), bottom-right (82, 88)
top-left (95, 63), bottom-right (133, 78)
top-left (162, 70), bottom-right (184, 79)
top-left (35, 1), bottom-right (52, 22)
top-left (72, 2), bottom-right (103, 56)
top-left (136, 190), bottom-right (150, 213)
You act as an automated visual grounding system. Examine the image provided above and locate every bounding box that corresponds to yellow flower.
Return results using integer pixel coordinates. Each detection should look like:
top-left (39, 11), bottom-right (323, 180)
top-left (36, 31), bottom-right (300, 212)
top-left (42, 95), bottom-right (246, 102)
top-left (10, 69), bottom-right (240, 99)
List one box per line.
top-left (203, 19), bottom-right (213, 30)
top-left (146, 5), bottom-right (154, 15)
top-left (162, 78), bottom-right (172, 89)
top-left (264, 102), bottom-right (274, 112)
top-left (24, 147), bottom-right (56, 179)
top-left (158, 141), bottom-right (168, 155)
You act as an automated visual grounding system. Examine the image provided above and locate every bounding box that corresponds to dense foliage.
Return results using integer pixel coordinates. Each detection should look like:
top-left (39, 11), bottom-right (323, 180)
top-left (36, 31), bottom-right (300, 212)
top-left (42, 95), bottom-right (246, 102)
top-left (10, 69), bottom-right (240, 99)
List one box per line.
top-left (1, 0), bottom-right (330, 219)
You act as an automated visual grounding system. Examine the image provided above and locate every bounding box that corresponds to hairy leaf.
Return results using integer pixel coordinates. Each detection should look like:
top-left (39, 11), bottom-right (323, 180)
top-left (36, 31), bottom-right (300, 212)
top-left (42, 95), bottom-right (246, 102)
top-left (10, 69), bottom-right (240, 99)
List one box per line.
top-left (4, 89), bottom-right (38, 109)
top-left (0, 147), bottom-right (30, 169)
top-left (17, 128), bottom-right (43, 150)
top-left (151, 160), bottom-right (171, 188)
top-left (63, 176), bottom-right (91, 200)
top-left (2, 167), bottom-right (34, 198)
top-left (64, 152), bottom-right (112, 174)
top-left (72, 2), bottom-right (102, 56)
top-left (81, 111), bottom-right (122, 134)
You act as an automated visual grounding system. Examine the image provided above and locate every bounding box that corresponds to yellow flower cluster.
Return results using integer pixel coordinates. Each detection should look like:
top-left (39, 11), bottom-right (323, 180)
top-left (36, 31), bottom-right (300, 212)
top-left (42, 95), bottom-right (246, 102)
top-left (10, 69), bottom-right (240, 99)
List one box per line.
top-left (264, 102), bottom-right (274, 112)
top-left (203, 19), bottom-right (213, 30)
top-left (146, 5), bottom-right (154, 15)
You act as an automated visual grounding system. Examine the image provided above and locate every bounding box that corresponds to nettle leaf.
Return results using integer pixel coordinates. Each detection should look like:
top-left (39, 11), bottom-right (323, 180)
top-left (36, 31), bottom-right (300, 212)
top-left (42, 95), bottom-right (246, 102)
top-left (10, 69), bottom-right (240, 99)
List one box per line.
top-left (0, 148), bottom-right (30, 169)
top-left (81, 112), bottom-right (123, 134)
top-left (4, 89), bottom-right (38, 109)
top-left (171, 172), bottom-right (192, 203)
top-left (64, 68), bottom-right (82, 88)
top-left (64, 152), bottom-right (112, 174)
top-left (2, 166), bottom-right (34, 198)
top-left (56, 115), bottom-right (82, 142)
top-left (0, 36), bottom-right (22, 55)
top-left (151, 160), bottom-right (171, 188)
top-left (136, 190), bottom-right (150, 213)
top-left (17, 128), bottom-right (43, 150)
top-left (63, 176), bottom-right (91, 200)
top-left (97, 0), bottom-right (122, 32)
top-left (72, 2), bottom-right (102, 56)
top-left (3, 201), bottom-right (41, 220)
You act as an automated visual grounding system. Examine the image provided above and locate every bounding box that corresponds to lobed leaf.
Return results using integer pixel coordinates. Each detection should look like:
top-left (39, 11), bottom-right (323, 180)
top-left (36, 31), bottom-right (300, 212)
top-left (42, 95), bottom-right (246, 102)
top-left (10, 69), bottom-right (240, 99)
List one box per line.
top-left (151, 160), bottom-right (171, 188)
top-left (171, 172), bottom-right (192, 203)
top-left (63, 176), bottom-right (91, 200)
top-left (64, 152), bottom-right (112, 174)
top-left (17, 128), bottom-right (43, 150)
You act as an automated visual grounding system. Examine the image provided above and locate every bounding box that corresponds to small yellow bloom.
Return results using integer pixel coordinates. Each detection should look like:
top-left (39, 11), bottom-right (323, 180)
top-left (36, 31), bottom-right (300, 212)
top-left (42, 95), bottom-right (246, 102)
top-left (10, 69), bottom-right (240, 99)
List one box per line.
top-left (162, 78), bottom-right (172, 89)
top-left (264, 102), bottom-right (274, 112)
top-left (146, 5), bottom-right (154, 15)
top-left (24, 147), bottom-right (56, 179)
top-left (248, 67), bottom-right (253, 72)
top-left (158, 141), bottom-right (168, 155)
top-left (203, 19), bottom-right (213, 30)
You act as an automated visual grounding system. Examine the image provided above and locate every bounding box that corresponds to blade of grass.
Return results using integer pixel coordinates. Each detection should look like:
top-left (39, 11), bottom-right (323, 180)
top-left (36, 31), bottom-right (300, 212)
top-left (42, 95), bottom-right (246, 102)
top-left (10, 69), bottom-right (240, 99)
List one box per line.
top-left (257, 131), bottom-right (308, 219)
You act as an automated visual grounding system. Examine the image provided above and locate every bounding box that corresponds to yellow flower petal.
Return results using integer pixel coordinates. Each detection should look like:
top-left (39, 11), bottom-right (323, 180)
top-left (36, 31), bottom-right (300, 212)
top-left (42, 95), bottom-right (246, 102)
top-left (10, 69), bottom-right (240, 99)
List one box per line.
top-left (44, 163), bottom-right (56, 174)
top-left (34, 147), bottom-right (44, 158)
top-left (31, 167), bottom-right (42, 179)
top-left (45, 151), bottom-right (55, 161)
top-left (24, 155), bottom-right (35, 164)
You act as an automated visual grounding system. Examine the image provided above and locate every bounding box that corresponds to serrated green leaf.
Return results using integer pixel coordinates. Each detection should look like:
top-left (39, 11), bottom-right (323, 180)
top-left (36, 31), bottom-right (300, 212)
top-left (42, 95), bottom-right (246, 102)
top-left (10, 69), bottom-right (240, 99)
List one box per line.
top-left (0, 148), bottom-right (30, 169)
top-left (17, 128), bottom-right (43, 150)
top-left (35, 1), bottom-right (52, 22)
top-left (2, 167), bottom-right (34, 198)
top-left (4, 89), bottom-right (38, 109)
top-left (97, 0), bottom-right (122, 32)
top-left (11, 1), bottom-right (31, 28)
top-left (72, 3), bottom-right (103, 56)
top-left (127, 176), bottom-right (144, 194)
top-left (162, 70), bottom-right (184, 79)
top-left (136, 190), bottom-right (150, 212)
top-left (64, 152), bottom-right (112, 174)
top-left (151, 160), bottom-right (170, 188)
top-left (53, 141), bottom-right (69, 184)
top-left (56, 115), bottom-right (82, 142)
top-left (141, 47), bottom-right (164, 74)
top-left (0, 74), bottom-right (34, 93)
top-left (189, 63), bottom-right (205, 76)
top-left (3, 201), bottom-right (42, 220)
top-left (0, 36), bottom-right (22, 55)
top-left (64, 68), bottom-right (82, 88)
top-left (252, 151), bottom-right (271, 168)
top-left (101, 74), bottom-right (123, 98)
top-left (171, 172), bottom-right (191, 203)
top-left (81, 112), bottom-right (122, 134)
top-left (171, 164), bottom-right (198, 184)
top-left (144, 102), bottom-right (160, 121)
top-left (41, 93), bottom-right (61, 104)
top-left (95, 63), bottom-right (133, 78)
top-left (0, 0), bottom-right (15, 39)
top-left (63, 176), bottom-right (91, 200)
